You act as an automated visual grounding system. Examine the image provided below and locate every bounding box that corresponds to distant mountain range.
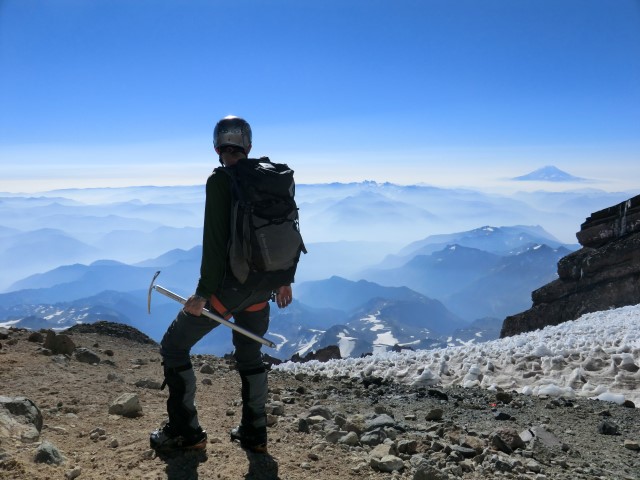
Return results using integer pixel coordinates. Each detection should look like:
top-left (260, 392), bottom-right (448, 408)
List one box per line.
top-left (0, 221), bottom-right (579, 360)
top-left (1, 181), bottom-right (633, 290)
top-left (1, 181), bottom-right (635, 360)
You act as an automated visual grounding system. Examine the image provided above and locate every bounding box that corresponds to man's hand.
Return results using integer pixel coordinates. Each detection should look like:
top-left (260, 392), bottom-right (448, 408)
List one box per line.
top-left (183, 294), bottom-right (207, 316)
top-left (275, 285), bottom-right (293, 309)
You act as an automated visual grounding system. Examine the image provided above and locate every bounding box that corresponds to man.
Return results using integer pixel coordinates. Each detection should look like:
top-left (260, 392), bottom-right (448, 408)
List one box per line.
top-left (150, 116), bottom-right (293, 454)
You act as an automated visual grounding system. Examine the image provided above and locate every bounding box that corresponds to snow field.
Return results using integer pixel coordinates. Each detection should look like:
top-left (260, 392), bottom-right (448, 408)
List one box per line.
top-left (276, 304), bottom-right (640, 406)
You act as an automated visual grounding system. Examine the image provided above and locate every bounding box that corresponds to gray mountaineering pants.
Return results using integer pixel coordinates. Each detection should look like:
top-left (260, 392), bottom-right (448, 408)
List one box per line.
top-left (159, 287), bottom-right (272, 435)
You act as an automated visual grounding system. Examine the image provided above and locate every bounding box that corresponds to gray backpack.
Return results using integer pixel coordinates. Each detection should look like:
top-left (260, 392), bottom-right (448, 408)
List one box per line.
top-left (223, 157), bottom-right (306, 291)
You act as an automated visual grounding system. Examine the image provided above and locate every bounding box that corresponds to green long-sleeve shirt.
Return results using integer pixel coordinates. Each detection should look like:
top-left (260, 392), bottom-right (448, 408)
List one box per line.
top-left (195, 168), bottom-right (231, 298)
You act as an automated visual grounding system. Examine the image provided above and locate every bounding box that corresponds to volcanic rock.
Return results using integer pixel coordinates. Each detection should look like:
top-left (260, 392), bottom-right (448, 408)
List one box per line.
top-left (502, 194), bottom-right (640, 337)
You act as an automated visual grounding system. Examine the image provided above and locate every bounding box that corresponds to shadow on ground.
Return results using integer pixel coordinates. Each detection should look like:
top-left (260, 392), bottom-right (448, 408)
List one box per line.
top-left (245, 450), bottom-right (279, 480)
top-left (156, 449), bottom-right (208, 480)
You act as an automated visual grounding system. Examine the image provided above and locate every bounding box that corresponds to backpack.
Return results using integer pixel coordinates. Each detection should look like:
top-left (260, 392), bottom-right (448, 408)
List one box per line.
top-left (223, 157), bottom-right (307, 291)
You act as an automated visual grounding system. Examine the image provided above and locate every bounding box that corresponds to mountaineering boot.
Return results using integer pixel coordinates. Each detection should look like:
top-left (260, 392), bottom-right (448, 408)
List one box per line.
top-left (230, 424), bottom-right (268, 453)
top-left (150, 423), bottom-right (207, 451)
top-left (150, 362), bottom-right (206, 451)
top-left (230, 367), bottom-right (268, 453)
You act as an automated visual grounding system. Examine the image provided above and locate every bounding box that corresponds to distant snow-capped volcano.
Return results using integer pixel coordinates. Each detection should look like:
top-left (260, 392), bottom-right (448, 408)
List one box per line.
top-left (512, 165), bottom-right (587, 182)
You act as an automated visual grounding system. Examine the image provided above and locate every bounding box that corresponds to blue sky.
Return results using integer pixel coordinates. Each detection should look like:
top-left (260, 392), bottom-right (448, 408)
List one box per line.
top-left (1, 0), bottom-right (639, 192)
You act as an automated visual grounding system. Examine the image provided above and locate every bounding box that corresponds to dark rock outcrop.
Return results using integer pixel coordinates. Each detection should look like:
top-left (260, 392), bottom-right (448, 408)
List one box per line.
top-left (290, 345), bottom-right (342, 363)
top-left (501, 194), bottom-right (640, 337)
top-left (576, 194), bottom-right (640, 247)
top-left (66, 321), bottom-right (157, 345)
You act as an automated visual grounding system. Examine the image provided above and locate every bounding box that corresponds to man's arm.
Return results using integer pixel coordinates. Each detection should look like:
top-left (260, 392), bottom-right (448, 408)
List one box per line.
top-left (185, 170), bottom-right (231, 316)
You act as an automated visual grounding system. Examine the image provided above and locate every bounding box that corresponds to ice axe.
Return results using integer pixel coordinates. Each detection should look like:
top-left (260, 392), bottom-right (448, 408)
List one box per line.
top-left (147, 271), bottom-right (275, 348)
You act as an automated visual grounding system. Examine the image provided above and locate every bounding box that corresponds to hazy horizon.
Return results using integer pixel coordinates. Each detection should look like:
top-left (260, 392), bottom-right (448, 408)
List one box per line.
top-left (1, 1), bottom-right (638, 195)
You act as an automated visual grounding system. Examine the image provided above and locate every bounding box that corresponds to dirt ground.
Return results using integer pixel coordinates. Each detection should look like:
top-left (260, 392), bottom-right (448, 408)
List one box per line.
top-left (1, 327), bottom-right (638, 480)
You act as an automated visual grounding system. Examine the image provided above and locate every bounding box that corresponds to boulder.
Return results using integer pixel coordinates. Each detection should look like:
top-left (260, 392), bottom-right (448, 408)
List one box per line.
top-left (28, 331), bottom-right (44, 343)
top-left (34, 440), bottom-right (64, 465)
top-left (0, 396), bottom-right (43, 443)
top-left (44, 332), bottom-right (76, 355)
top-left (108, 393), bottom-right (142, 418)
top-left (135, 378), bottom-right (162, 390)
top-left (74, 348), bottom-right (101, 365)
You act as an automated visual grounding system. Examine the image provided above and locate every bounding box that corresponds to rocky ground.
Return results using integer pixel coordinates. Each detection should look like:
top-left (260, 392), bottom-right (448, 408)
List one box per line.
top-left (1, 324), bottom-right (639, 480)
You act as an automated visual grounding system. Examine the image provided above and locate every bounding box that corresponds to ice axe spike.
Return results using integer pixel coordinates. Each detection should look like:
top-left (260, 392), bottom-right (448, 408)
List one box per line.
top-left (147, 271), bottom-right (275, 349)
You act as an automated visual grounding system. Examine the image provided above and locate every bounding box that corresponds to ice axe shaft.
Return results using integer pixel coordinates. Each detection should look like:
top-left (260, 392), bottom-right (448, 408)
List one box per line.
top-left (148, 273), bottom-right (275, 348)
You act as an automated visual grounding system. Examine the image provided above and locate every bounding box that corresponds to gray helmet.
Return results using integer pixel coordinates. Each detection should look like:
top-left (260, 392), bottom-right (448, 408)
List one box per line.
top-left (213, 116), bottom-right (252, 152)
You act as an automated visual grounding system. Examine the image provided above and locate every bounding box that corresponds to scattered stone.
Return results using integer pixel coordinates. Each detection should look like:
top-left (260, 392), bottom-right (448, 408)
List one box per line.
top-left (526, 459), bottom-right (542, 473)
top-left (496, 391), bottom-right (513, 404)
top-left (451, 445), bottom-right (476, 459)
top-left (623, 439), bottom-right (640, 451)
top-left (0, 396), bottom-right (43, 442)
top-left (520, 426), bottom-right (563, 448)
top-left (325, 430), bottom-right (346, 444)
top-left (425, 408), bottom-right (443, 421)
top-left (135, 378), bottom-right (162, 390)
top-left (344, 414), bottom-right (366, 434)
top-left (338, 431), bottom-right (359, 446)
top-left (28, 332), bottom-right (44, 343)
top-left (413, 459), bottom-right (448, 480)
top-left (200, 363), bottom-right (215, 374)
top-left (493, 410), bottom-right (513, 421)
top-left (90, 427), bottom-right (107, 441)
top-left (622, 400), bottom-right (636, 408)
top-left (427, 389), bottom-right (449, 401)
top-left (397, 439), bottom-right (418, 455)
top-left (491, 427), bottom-right (525, 453)
top-left (34, 440), bottom-right (63, 465)
top-left (297, 417), bottom-right (310, 433)
top-left (202, 378), bottom-right (212, 385)
top-left (370, 443), bottom-right (395, 459)
top-left (597, 420), bottom-right (620, 436)
top-left (107, 373), bottom-right (123, 382)
top-left (365, 413), bottom-right (396, 431)
top-left (266, 414), bottom-right (278, 426)
top-left (460, 435), bottom-right (485, 453)
top-left (306, 415), bottom-right (327, 425)
top-left (44, 425), bottom-right (68, 435)
top-left (371, 454), bottom-right (404, 472)
top-left (108, 393), bottom-right (142, 418)
top-left (65, 466), bottom-right (82, 479)
top-left (307, 405), bottom-right (332, 420)
top-left (360, 428), bottom-right (387, 446)
top-left (266, 401), bottom-right (285, 416)
top-left (74, 347), bottom-right (101, 365)
top-left (51, 355), bottom-right (70, 368)
top-left (44, 332), bottom-right (75, 355)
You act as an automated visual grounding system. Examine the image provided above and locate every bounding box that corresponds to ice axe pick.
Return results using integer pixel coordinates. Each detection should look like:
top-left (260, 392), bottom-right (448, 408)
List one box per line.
top-left (147, 271), bottom-right (275, 348)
